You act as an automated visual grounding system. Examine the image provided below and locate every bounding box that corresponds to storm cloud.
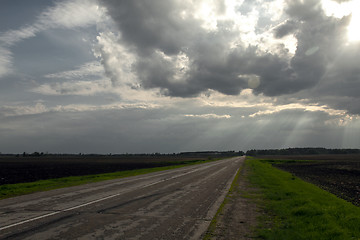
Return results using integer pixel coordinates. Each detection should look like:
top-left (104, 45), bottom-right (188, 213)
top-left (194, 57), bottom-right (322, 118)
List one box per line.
top-left (99, 0), bottom-right (360, 114)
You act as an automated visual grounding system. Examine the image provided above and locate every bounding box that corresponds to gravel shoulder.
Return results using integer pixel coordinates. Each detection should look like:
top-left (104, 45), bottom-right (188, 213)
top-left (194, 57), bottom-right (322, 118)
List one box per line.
top-left (204, 159), bottom-right (260, 240)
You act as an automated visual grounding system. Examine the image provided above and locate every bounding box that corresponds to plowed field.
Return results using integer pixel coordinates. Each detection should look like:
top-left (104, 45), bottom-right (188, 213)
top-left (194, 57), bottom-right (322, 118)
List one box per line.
top-left (260, 155), bottom-right (360, 206)
top-left (0, 155), bottom-right (208, 185)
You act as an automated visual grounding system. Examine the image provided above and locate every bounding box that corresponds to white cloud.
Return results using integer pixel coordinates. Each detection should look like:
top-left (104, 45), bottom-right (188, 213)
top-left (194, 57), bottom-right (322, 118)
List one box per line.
top-left (184, 113), bottom-right (231, 119)
top-left (0, 0), bottom-right (102, 47)
top-left (0, 47), bottom-right (13, 77)
top-left (52, 102), bottom-right (158, 113)
top-left (0, 25), bottom-right (38, 47)
top-left (198, 89), bottom-right (273, 109)
top-left (325, 114), bottom-right (360, 127)
top-left (31, 79), bottom-right (111, 96)
top-left (0, 101), bottom-right (159, 117)
top-left (0, 102), bottom-right (48, 117)
top-left (264, 0), bottom-right (286, 22)
top-left (249, 103), bottom-right (347, 118)
top-left (321, 0), bottom-right (353, 18)
top-left (45, 61), bottom-right (104, 79)
top-left (94, 31), bottom-right (137, 86)
top-left (0, 0), bottom-right (103, 79)
top-left (37, 0), bottom-right (103, 29)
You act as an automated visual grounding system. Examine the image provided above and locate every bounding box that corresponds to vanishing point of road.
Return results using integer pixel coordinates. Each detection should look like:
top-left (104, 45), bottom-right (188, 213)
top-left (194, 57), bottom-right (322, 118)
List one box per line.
top-left (0, 157), bottom-right (244, 239)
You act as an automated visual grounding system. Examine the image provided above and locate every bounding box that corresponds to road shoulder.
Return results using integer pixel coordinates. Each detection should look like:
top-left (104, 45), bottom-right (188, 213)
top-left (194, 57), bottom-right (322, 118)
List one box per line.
top-left (203, 159), bottom-right (260, 240)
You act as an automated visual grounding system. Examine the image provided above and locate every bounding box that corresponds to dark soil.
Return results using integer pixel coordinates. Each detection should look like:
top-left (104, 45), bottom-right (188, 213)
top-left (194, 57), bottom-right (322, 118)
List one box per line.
top-left (260, 154), bottom-right (360, 206)
top-left (0, 155), bottom-right (207, 185)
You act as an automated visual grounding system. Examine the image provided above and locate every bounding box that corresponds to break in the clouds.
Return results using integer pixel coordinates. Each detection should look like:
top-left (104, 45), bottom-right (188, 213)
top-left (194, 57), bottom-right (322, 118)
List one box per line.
top-left (0, 0), bottom-right (359, 153)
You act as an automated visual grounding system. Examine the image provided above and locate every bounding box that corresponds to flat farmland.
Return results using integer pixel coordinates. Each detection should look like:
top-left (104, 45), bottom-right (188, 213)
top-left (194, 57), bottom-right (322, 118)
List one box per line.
top-left (0, 155), bottom-right (211, 185)
top-left (260, 154), bottom-right (360, 206)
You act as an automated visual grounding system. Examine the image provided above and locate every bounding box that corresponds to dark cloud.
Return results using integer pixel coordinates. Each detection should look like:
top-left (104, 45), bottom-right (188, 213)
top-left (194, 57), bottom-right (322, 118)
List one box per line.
top-left (285, 0), bottom-right (323, 21)
top-left (236, 0), bottom-right (254, 15)
top-left (301, 42), bottom-right (360, 115)
top-left (134, 51), bottom-right (200, 96)
top-left (281, 0), bottom-right (360, 114)
top-left (100, 0), bottom-right (197, 56)
top-left (99, 0), bottom-right (360, 114)
top-left (274, 20), bottom-right (298, 38)
top-left (100, 0), bottom-right (295, 97)
top-left (102, 0), bottom-right (251, 96)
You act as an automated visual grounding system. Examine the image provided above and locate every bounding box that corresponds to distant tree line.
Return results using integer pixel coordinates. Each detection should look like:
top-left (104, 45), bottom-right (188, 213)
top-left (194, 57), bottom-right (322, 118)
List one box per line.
top-left (0, 151), bottom-right (245, 158)
top-left (2, 149), bottom-right (360, 157)
top-left (178, 151), bottom-right (245, 157)
top-left (245, 148), bottom-right (360, 156)
top-left (4, 148), bottom-right (360, 157)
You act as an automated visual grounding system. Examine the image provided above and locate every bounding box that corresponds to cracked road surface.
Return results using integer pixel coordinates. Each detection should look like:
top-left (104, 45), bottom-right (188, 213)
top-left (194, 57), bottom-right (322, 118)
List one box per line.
top-left (0, 157), bottom-right (244, 239)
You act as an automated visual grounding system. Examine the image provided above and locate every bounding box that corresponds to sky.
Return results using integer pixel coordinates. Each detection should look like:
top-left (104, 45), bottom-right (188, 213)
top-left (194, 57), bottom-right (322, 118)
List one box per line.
top-left (0, 0), bottom-right (360, 154)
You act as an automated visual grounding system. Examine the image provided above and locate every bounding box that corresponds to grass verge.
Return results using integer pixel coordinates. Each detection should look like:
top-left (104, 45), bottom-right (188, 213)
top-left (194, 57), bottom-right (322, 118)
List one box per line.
top-left (247, 157), bottom-right (360, 239)
top-left (0, 159), bottom-right (216, 200)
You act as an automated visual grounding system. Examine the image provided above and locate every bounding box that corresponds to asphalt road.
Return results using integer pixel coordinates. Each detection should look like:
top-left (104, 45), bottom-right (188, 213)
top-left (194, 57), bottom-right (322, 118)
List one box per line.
top-left (0, 157), bottom-right (244, 240)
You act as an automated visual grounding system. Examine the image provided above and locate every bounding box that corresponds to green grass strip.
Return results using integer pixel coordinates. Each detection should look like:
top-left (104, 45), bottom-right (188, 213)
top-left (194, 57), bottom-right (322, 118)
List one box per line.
top-left (0, 159), bottom-right (216, 200)
top-left (246, 157), bottom-right (360, 240)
